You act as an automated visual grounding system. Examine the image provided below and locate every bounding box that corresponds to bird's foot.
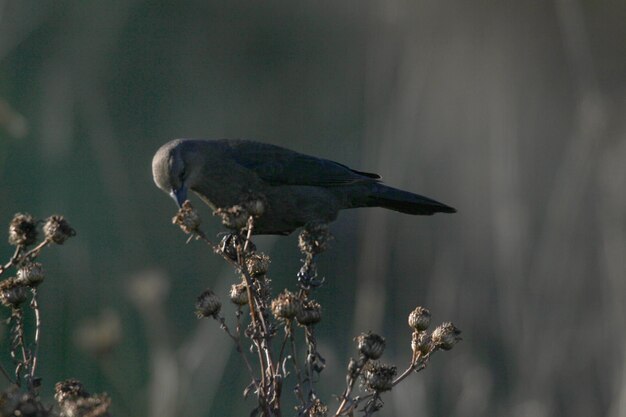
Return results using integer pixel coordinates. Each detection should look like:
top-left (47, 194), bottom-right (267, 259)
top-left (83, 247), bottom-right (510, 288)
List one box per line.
top-left (297, 256), bottom-right (325, 289)
top-left (218, 233), bottom-right (257, 261)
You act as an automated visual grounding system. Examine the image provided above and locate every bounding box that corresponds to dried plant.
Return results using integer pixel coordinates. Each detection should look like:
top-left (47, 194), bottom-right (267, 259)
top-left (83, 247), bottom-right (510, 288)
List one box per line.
top-left (172, 200), bottom-right (462, 416)
top-left (0, 213), bottom-right (112, 417)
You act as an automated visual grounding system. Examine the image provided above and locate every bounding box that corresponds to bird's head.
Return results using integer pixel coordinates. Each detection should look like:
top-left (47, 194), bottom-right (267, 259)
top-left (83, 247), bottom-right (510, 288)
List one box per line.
top-left (152, 139), bottom-right (202, 207)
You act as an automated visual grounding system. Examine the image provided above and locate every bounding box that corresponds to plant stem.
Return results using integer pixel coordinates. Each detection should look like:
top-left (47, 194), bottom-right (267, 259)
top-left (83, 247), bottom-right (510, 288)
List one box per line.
top-left (288, 323), bottom-right (305, 406)
top-left (29, 290), bottom-right (41, 387)
top-left (0, 246), bottom-right (22, 276)
top-left (21, 239), bottom-right (51, 261)
top-left (333, 356), bottom-right (367, 417)
top-left (218, 315), bottom-right (259, 391)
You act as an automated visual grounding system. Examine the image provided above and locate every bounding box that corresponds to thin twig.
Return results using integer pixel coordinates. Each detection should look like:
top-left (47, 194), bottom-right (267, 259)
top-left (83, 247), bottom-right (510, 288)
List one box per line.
top-left (0, 246), bottom-right (22, 276)
top-left (21, 239), bottom-right (51, 262)
top-left (243, 216), bottom-right (254, 253)
top-left (193, 227), bottom-right (263, 329)
top-left (218, 315), bottom-right (259, 392)
top-left (334, 356), bottom-right (367, 417)
top-left (289, 324), bottom-right (306, 406)
top-left (276, 323), bottom-right (291, 372)
top-left (352, 352), bottom-right (433, 411)
top-left (193, 222), bottom-right (279, 415)
top-left (235, 238), bottom-right (260, 328)
top-left (233, 222), bottom-right (279, 410)
top-left (10, 309), bottom-right (29, 386)
top-left (29, 289), bottom-right (41, 384)
top-left (253, 300), bottom-right (275, 373)
top-left (232, 234), bottom-right (274, 404)
top-left (303, 327), bottom-right (316, 399)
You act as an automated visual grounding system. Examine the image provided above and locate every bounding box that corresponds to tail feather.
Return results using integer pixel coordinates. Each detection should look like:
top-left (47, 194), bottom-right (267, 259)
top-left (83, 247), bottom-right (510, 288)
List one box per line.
top-left (366, 184), bottom-right (456, 215)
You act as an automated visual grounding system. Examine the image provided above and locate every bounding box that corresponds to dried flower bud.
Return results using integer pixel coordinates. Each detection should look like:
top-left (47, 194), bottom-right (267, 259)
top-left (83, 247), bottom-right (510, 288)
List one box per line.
top-left (172, 201), bottom-right (201, 233)
top-left (411, 331), bottom-right (432, 356)
top-left (55, 379), bottom-right (111, 417)
top-left (69, 394), bottom-right (112, 417)
top-left (8, 213), bottom-right (37, 246)
top-left (229, 282), bottom-right (249, 306)
top-left (298, 223), bottom-right (332, 255)
top-left (307, 398), bottom-right (328, 417)
top-left (55, 379), bottom-right (89, 404)
top-left (356, 332), bottom-right (386, 360)
top-left (431, 322), bottom-right (462, 350)
top-left (271, 289), bottom-right (300, 320)
top-left (408, 306), bottom-right (431, 331)
top-left (246, 252), bottom-right (270, 277)
top-left (195, 289), bottom-right (222, 318)
top-left (363, 362), bottom-right (397, 392)
top-left (43, 215), bottom-right (75, 244)
top-left (0, 277), bottom-right (29, 307)
top-left (296, 299), bottom-right (321, 325)
top-left (17, 262), bottom-right (45, 287)
top-left (214, 205), bottom-right (249, 230)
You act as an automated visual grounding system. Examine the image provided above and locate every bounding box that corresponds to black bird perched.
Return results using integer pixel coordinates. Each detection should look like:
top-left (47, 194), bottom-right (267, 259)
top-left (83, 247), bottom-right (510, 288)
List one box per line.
top-left (152, 139), bottom-right (455, 235)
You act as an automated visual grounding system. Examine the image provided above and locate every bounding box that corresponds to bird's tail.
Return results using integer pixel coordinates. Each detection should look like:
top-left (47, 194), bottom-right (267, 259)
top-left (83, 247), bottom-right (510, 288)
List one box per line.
top-left (364, 183), bottom-right (456, 215)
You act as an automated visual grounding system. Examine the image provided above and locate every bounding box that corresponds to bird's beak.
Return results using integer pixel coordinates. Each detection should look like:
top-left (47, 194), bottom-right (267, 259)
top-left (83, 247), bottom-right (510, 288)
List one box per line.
top-left (170, 185), bottom-right (188, 208)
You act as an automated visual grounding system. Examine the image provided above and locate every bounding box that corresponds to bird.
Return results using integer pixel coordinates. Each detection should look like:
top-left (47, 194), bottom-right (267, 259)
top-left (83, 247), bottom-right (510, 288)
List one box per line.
top-left (152, 139), bottom-right (456, 235)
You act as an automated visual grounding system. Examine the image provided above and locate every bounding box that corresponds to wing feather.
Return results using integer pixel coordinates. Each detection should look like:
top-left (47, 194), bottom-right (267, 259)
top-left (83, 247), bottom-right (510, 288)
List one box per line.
top-left (222, 140), bottom-right (380, 186)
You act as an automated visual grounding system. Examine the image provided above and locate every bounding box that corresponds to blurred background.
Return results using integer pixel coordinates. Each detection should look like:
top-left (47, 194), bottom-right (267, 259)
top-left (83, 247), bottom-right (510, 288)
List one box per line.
top-left (1, 0), bottom-right (625, 416)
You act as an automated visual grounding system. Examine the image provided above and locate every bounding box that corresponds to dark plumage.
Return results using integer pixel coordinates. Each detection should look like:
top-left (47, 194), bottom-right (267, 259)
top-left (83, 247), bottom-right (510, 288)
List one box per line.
top-left (152, 139), bottom-right (455, 235)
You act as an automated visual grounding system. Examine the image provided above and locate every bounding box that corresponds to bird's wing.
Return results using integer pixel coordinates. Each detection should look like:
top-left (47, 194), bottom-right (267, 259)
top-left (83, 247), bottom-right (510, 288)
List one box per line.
top-left (224, 140), bottom-right (380, 186)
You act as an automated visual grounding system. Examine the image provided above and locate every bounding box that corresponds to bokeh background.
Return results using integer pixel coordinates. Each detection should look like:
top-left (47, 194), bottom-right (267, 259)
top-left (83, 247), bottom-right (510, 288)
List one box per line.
top-left (1, 1), bottom-right (626, 416)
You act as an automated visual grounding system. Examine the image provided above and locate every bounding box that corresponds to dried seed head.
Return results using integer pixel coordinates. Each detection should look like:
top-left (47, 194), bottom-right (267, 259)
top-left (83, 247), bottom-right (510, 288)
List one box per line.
top-left (408, 306), bottom-right (431, 331)
top-left (172, 201), bottom-right (201, 233)
top-left (363, 362), bottom-right (397, 392)
top-left (195, 289), bottom-right (222, 318)
top-left (17, 262), bottom-right (45, 287)
top-left (55, 379), bottom-right (89, 404)
top-left (412, 331), bottom-right (432, 356)
top-left (246, 252), bottom-right (270, 277)
top-left (8, 213), bottom-right (38, 246)
top-left (298, 223), bottom-right (332, 256)
top-left (296, 299), bottom-right (322, 325)
top-left (43, 215), bottom-right (75, 244)
top-left (431, 322), bottom-right (462, 350)
top-left (229, 282), bottom-right (249, 306)
top-left (66, 394), bottom-right (112, 417)
top-left (0, 277), bottom-right (29, 307)
top-left (307, 398), bottom-right (328, 417)
top-left (55, 379), bottom-right (111, 417)
top-left (356, 332), bottom-right (386, 360)
top-left (214, 205), bottom-right (249, 230)
top-left (271, 289), bottom-right (300, 320)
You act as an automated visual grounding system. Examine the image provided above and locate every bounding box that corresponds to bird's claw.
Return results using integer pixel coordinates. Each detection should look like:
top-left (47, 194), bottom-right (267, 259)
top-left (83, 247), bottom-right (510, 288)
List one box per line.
top-left (297, 257), bottom-right (325, 289)
top-left (218, 234), bottom-right (238, 261)
top-left (218, 233), bottom-right (256, 261)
